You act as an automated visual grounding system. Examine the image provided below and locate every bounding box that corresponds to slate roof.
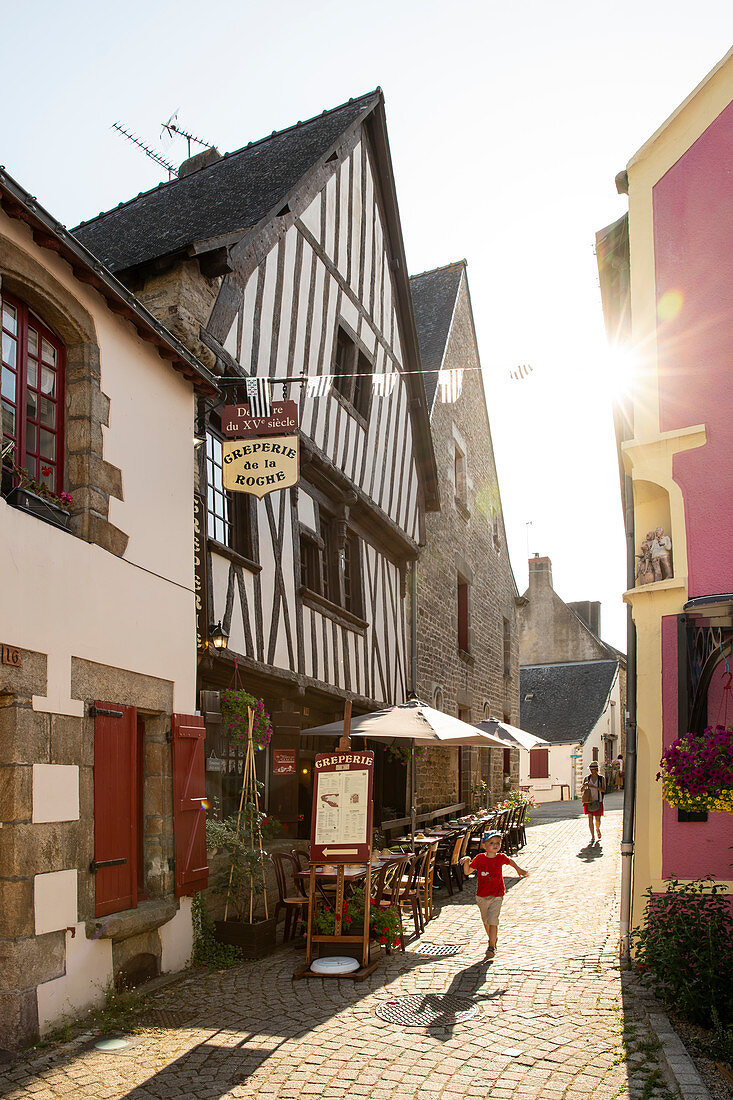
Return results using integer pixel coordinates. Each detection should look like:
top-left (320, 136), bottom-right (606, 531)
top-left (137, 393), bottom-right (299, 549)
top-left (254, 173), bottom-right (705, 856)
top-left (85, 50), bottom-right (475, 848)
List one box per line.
top-left (73, 92), bottom-right (379, 272)
top-left (519, 660), bottom-right (619, 745)
top-left (409, 262), bottom-right (465, 409)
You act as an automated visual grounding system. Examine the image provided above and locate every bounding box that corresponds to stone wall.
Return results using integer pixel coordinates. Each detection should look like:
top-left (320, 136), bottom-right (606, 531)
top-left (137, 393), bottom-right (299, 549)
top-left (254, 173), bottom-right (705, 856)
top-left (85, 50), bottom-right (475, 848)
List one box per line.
top-left (0, 648), bottom-right (182, 1049)
top-left (412, 270), bottom-right (521, 811)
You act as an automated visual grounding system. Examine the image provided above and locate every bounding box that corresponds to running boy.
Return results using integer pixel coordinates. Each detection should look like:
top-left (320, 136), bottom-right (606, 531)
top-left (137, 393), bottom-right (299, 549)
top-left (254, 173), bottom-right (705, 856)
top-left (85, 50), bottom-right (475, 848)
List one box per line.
top-left (460, 830), bottom-right (528, 959)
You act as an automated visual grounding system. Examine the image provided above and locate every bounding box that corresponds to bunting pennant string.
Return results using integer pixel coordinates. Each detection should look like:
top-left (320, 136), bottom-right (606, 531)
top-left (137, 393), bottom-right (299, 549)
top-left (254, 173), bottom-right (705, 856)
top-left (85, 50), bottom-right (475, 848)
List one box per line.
top-left (245, 376), bottom-right (271, 417)
top-left (306, 374), bottom-right (333, 399)
top-left (509, 363), bottom-right (534, 381)
top-left (438, 368), bottom-right (464, 403)
top-left (371, 372), bottom-right (397, 397)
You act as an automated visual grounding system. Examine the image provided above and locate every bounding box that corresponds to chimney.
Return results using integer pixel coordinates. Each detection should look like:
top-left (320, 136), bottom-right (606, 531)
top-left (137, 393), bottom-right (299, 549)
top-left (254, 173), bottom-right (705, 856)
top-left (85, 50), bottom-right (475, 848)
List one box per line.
top-left (528, 554), bottom-right (553, 593)
top-left (178, 147), bottom-right (221, 178)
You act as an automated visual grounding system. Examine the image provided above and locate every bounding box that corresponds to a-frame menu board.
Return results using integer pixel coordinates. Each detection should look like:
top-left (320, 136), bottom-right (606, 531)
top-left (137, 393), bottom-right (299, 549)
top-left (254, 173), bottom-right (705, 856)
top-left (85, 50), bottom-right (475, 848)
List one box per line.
top-left (310, 751), bottom-right (374, 863)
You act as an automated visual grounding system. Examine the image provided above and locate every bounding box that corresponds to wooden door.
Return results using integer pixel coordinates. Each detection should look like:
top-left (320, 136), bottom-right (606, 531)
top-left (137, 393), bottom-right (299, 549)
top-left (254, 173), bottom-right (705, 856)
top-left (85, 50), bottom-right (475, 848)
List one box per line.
top-left (172, 713), bottom-right (209, 896)
top-left (93, 702), bottom-right (138, 917)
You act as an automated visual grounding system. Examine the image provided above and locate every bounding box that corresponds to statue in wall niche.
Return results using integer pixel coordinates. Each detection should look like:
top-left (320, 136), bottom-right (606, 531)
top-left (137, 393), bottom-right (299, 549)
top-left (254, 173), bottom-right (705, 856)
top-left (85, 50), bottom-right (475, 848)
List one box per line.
top-left (636, 540), bottom-right (655, 586)
top-left (649, 527), bottom-right (673, 581)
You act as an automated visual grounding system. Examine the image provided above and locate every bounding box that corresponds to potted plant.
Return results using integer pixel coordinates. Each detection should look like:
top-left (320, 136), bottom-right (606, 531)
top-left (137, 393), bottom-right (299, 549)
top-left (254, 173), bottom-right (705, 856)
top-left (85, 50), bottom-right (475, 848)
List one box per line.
top-left (313, 885), bottom-right (403, 950)
top-left (657, 725), bottom-right (733, 814)
top-left (207, 703), bottom-right (279, 957)
top-left (206, 801), bottom-right (280, 956)
top-left (220, 689), bottom-right (272, 751)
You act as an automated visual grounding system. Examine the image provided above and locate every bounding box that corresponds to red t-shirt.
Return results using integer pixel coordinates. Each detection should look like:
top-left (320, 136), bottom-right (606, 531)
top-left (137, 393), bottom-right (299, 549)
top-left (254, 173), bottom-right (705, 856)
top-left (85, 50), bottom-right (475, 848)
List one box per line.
top-left (470, 853), bottom-right (512, 897)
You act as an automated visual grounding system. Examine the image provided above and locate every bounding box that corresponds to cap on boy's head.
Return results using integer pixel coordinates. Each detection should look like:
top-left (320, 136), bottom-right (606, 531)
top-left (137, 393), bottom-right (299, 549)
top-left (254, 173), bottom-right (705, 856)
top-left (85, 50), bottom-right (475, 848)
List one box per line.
top-left (482, 830), bottom-right (502, 842)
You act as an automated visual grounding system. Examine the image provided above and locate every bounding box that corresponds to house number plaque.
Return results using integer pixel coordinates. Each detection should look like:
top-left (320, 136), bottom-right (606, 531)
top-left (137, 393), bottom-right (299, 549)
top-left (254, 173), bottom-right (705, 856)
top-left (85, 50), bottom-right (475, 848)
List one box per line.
top-left (1, 645), bottom-right (21, 667)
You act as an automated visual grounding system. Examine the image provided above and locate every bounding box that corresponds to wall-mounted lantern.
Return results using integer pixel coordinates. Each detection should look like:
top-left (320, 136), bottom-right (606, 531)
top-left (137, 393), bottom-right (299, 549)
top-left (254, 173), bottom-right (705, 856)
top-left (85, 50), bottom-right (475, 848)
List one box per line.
top-left (209, 621), bottom-right (229, 650)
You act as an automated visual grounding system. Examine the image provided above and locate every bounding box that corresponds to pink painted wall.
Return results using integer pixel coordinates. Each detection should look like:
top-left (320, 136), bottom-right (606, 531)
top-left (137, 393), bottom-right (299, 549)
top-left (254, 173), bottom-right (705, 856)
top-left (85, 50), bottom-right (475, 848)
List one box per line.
top-left (661, 616), bottom-right (733, 880)
top-left (653, 99), bottom-right (733, 599)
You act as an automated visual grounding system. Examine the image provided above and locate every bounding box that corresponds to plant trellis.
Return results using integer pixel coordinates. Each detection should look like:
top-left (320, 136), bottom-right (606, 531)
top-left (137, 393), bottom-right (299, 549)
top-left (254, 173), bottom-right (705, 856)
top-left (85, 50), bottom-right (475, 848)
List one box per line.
top-left (224, 706), bottom-right (269, 923)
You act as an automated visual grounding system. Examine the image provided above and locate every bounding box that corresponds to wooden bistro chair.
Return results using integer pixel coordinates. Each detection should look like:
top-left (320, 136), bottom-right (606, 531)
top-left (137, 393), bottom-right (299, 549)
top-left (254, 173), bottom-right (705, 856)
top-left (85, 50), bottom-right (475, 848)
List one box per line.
top-left (270, 852), bottom-right (307, 943)
top-left (501, 806), bottom-right (519, 855)
top-left (372, 855), bottom-right (411, 952)
top-left (397, 850), bottom-right (425, 940)
top-left (456, 825), bottom-right (473, 884)
top-left (415, 840), bottom-right (439, 925)
top-left (435, 830), bottom-right (465, 896)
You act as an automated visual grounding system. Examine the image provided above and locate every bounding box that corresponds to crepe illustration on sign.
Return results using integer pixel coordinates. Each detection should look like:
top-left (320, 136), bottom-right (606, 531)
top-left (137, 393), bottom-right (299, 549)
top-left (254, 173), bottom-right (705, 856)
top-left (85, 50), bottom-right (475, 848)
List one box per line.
top-left (314, 769), bottom-right (369, 847)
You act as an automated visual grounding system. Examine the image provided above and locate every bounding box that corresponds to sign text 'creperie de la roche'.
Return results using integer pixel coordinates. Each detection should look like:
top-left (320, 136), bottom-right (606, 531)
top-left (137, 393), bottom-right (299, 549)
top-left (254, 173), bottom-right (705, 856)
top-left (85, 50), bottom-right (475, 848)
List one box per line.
top-left (220, 400), bottom-right (300, 499)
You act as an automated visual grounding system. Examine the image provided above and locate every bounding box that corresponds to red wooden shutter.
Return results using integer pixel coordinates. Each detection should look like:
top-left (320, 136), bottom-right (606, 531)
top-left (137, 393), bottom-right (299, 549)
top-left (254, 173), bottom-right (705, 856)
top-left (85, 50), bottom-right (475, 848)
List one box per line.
top-left (93, 703), bottom-right (138, 917)
top-left (529, 748), bottom-right (549, 779)
top-left (592, 746), bottom-right (599, 762)
top-left (172, 713), bottom-right (209, 896)
top-left (457, 581), bottom-right (469, 651)
top-left (503, 747), bottom-right (511, 775)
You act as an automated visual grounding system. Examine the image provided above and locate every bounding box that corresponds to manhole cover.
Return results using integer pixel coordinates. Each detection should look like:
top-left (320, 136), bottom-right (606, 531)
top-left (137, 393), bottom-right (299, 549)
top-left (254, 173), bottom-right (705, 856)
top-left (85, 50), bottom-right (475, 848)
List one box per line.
top-left (413, 943), bottom-right (464, 957)
top-left (375, 994), bottom-right (480, 1026)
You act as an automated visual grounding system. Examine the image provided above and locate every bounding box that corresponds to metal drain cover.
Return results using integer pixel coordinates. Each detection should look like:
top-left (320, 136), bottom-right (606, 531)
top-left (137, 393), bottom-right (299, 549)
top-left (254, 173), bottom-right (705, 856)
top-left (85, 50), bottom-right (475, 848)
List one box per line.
top-left (413, 942), bottom-right (464, 957)
top-left (375, 993), bottom-right (480, 1026)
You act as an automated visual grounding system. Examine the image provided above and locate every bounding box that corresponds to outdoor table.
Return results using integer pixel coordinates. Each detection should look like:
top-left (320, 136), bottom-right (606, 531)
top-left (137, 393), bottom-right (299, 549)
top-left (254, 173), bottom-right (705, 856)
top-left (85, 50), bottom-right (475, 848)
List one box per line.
top-left (297, 860), bottom-right (388, 883)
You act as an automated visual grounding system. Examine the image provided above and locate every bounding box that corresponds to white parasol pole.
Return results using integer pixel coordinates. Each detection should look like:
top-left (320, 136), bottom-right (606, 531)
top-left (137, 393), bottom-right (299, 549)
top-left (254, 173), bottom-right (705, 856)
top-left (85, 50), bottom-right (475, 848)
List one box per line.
top-left (410, 739), bottom-right (417, 852)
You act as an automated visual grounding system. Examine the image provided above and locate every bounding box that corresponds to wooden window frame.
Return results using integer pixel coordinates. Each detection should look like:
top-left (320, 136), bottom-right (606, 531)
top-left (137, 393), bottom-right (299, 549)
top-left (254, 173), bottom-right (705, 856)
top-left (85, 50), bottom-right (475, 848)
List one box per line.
top-left (503, 617), bottom-right (512, 677)
top-left (454, 442), bottom-right (467, 508)
top-left (1, 290), bottom-right (65, 496)
top-left (205, 421), bottom-right (255, 561)
top-left (332, 323), bottom-right (372, 424)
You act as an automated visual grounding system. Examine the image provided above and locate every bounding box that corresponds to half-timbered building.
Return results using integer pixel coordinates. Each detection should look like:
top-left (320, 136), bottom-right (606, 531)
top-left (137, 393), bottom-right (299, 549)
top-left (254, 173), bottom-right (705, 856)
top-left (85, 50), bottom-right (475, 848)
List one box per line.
top-left (75, 92), bottom-right (440, 836)
top-left (409, 261), bottom-right (521, 813)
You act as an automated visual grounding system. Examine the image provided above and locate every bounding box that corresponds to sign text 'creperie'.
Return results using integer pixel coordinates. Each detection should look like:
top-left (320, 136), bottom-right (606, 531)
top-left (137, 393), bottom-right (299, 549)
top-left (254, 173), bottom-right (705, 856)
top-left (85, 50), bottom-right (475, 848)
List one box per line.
top-left (222, 400), bottom-right (299, 439)
top-left (222, 435), bottom-right (299, 499)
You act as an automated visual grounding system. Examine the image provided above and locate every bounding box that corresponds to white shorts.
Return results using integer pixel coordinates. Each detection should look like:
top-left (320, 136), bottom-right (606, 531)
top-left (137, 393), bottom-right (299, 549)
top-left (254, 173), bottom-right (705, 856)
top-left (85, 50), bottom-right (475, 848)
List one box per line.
top-left (476, 895), bottom-right (503, 926)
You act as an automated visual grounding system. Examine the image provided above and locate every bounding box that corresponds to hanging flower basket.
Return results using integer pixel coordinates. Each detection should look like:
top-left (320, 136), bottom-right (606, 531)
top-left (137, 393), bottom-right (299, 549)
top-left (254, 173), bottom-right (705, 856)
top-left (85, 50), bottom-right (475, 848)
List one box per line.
top-left (657, 725), bottom-right (733, 814)
top-left (385, 744), bottom-right (426, 765)
top-left (220, 690), bottom-right (272, 752)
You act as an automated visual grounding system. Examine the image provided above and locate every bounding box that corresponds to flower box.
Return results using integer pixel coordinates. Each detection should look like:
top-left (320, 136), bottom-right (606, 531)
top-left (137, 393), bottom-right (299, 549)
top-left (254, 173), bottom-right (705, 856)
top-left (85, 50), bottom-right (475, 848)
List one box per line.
top-left (213, 916), bottom-right (277, 958)
top-left (7, 486), bottom-right (70, 531)
top-left (658, 725), bottom-right (733, 815)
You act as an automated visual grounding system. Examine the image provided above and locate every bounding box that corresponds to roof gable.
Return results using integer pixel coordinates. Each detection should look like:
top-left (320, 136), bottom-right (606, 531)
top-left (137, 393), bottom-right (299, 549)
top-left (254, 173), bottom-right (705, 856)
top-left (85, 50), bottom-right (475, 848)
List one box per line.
top-left (409, 262), bottom-right (464, 408)
top-left (73, 93), bottom-right (379, 273)
top-left (519, 660), bottom-right (619, 744)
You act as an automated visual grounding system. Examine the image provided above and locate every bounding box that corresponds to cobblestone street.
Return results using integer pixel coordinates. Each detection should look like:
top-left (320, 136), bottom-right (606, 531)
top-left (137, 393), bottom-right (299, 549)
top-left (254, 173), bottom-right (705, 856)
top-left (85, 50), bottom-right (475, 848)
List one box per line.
top-left (1, 794), bottom-right (675, 1100)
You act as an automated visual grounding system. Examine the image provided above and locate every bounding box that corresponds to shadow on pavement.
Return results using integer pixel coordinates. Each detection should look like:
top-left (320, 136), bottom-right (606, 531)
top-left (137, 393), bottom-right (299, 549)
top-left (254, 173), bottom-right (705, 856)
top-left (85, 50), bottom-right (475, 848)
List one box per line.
top-left (576, 840), bottom-right (605, 862)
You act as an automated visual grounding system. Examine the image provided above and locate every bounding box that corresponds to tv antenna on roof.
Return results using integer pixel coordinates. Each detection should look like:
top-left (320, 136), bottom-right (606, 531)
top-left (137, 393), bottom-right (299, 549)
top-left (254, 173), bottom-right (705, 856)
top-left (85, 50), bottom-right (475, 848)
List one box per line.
top-left (161, 112), bottom-right (215, 158)
top-left (111, 122), bottom-right (178, 179)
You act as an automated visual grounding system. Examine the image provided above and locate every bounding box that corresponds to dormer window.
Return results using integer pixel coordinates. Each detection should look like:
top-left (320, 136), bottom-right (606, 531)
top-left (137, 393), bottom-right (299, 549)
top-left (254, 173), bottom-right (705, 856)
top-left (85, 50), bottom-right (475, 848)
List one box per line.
top-left (333, 325), bottom-right (372, 422)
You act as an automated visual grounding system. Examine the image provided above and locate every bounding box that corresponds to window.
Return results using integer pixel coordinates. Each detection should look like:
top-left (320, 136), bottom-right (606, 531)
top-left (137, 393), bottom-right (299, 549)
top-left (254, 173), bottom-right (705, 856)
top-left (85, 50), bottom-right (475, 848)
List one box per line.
top-left (503, 617), bottom-right (512, 676)
top-left (1, 292), bottom-right (65, 494)
top-left (457, 575), bottom-right (470, 652)
top-left (529, 748), bottom-right (549, 779)
top-left (343, 532), bottom-right (363, 617)
top-left (300, 512), bottom-right (363, 618)
top-left (454, 443), bottom-right (467, 507)
top-left (205, 426), bottom-right (253, 558)
top-left (333, 325), bottom-right (372, 421)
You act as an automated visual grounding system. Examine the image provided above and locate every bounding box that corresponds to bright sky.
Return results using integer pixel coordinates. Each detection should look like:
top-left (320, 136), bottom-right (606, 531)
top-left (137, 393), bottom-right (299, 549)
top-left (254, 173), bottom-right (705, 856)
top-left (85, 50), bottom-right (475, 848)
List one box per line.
top-left (3, 3), bottom-right (732, 652)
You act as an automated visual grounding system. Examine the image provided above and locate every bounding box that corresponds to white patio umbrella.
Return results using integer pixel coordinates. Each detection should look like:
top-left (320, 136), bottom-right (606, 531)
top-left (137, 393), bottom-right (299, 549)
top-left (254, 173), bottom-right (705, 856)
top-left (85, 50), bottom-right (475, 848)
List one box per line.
top-left (474, 718), bottom-right (549, 753)
top-left (302, 699), bottom-right (506, 841)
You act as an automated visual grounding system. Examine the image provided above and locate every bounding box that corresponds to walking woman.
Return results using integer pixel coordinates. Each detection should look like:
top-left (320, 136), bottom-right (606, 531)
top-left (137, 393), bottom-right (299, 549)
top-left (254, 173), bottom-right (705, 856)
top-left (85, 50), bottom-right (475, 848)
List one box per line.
top-left (582, 761), bottom-right (606, 844)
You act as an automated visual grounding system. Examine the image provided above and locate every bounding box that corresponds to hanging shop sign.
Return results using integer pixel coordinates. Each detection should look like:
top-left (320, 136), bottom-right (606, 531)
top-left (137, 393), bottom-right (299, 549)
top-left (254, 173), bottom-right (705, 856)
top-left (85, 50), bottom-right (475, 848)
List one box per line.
top-left (222, 400), bottom-right (299, 439)
top-left (310, 751), bottom-right (374, 863)
top-left (193, 494), bottom-right (209, 651)
top-left (222, 436), bottom-right (299, 499)
top-left (273, 748), bottom-right (297, 775)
